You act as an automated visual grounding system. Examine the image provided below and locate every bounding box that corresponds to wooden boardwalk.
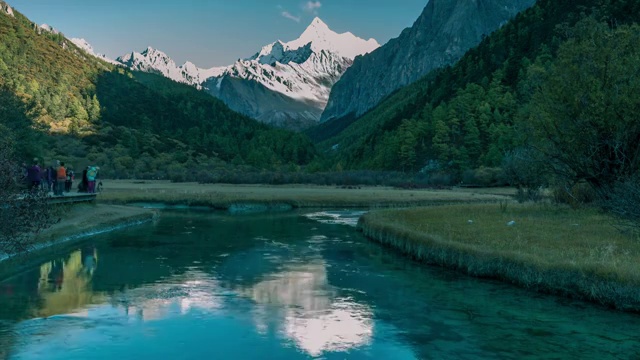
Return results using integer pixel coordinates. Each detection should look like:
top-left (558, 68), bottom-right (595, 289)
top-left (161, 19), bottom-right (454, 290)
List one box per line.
top-left (47, 192), bottom-right (97, 205)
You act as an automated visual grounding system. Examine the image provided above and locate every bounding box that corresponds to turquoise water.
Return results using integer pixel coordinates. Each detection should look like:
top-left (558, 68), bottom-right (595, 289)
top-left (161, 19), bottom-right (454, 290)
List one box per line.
top-left (0, 210), bottom-right (639, 359)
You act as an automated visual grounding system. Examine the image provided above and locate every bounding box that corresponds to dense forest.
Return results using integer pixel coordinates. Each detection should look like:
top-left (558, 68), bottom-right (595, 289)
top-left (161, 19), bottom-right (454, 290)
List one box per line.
top-left (318, 0), bottom-right (640, 195)
top-left (0, 4), bottom-right (316, 179)
top-left (2, 0), bottom-right (639, 204)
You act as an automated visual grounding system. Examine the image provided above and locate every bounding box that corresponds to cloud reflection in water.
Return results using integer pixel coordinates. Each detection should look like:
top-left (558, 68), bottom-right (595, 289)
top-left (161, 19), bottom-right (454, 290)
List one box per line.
top-left (239, 260), bottom-right (373, 357)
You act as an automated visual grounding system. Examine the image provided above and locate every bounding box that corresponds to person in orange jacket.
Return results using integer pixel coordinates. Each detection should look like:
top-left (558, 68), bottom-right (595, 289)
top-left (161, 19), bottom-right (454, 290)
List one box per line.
top-left (56, 161), bottom-right (66, 196)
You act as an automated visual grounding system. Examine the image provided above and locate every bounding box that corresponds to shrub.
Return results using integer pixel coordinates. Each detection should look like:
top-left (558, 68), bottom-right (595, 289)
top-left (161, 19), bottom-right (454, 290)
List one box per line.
top-left (462, 167), bottom-right (507, 187)
top-left (552, 183), bottom-right (597, 208)
top-left (0, 141), bottom-right (56, 256)
top-left (601, 177), bottom-right (640, 235)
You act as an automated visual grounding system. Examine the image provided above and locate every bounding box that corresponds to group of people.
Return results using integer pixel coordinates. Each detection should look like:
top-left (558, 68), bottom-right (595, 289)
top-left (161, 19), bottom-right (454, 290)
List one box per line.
top-left (24, 159), bottom-right (100, 196)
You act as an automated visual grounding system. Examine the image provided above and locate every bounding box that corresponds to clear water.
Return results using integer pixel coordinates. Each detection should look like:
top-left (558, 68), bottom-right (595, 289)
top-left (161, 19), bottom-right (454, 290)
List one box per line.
top-left (0, 210), bottom-right (639, 360)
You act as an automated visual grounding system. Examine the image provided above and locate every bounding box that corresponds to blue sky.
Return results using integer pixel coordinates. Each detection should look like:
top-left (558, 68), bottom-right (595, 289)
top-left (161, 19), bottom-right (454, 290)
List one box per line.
top-left (8, 0), bottom-right (428, 67)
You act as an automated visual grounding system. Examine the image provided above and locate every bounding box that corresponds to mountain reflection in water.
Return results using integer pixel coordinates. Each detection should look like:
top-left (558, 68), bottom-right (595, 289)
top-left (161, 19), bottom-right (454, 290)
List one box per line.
top-left (0, 210), bottom-right (639, 360)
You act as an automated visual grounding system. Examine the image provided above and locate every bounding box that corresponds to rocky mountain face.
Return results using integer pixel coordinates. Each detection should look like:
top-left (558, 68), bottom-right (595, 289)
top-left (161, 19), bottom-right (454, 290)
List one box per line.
top-left (111, 18), bottom-right (378, 130)
top-left (321, 0), bottom-right (536, 122)
top-left (1, 1), bottom-right (13, 17)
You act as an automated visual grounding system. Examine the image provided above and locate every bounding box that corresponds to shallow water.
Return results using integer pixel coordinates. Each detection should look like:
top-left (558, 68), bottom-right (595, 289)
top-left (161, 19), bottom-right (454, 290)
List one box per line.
top-left (0, 210), bottom-right (639, 359)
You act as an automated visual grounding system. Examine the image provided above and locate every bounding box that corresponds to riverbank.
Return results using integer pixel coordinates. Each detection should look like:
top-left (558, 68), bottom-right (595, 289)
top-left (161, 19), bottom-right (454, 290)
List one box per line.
top-left (358, 204), bottom-right (640, 312)
top-left (100, 180), bottom-right (513, 209)
top-left (0, 204), bottom-right (157, 280)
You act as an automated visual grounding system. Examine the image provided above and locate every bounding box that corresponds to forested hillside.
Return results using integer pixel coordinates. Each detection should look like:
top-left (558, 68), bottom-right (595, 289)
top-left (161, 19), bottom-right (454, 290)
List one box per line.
top-left (321, 0), bottom-right (640, 190)
top-left (0, 2), bottom-right (316, 179)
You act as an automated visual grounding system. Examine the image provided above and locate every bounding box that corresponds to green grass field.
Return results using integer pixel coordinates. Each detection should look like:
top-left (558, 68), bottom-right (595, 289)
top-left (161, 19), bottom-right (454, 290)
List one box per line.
top-left (359, 204), bottom-right (640, 311)
top-left (98, 180), bottom-right (514, 208)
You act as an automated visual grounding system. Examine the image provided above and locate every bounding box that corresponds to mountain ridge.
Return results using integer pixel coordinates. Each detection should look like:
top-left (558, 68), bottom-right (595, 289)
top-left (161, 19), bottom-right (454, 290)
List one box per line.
top-left (320, 0), bottom-right (537, 122)
top-left (0, 1), bottom-right (317, 177)
top-left (103, 17), bottom-right (379, 130)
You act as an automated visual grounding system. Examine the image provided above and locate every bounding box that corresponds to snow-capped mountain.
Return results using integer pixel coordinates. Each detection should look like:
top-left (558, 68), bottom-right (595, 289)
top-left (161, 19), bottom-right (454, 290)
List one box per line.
top-left (116, 47), bottom-right (225, 86)
top-left (70, 38), bottom-right (120, 65)
top-left (247, 17), bottom-right (379, 64)
top-left (113, 17), bottom-right (379, 130)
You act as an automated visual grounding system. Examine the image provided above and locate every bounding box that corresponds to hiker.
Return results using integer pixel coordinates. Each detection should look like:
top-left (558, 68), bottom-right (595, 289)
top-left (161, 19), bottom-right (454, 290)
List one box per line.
top-left (40, 165), bottom-right (48, 191)
top-left (65, 168), bottom-right (74, 192)
top-left (49, 161), bottom-right (59, 195)
top-left (26, 158), bottom-right (41, 191)
top-left (87, 165), bottom-right (99, 194)
top-left (56, 162), bottom-right (66, 196)
top-left (78, 167), bottom-right (89, 193)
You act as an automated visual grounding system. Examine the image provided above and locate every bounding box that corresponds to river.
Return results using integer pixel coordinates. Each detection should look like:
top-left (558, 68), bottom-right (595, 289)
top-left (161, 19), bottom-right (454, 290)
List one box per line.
top-left (0, 210), bottom-right (638, 359)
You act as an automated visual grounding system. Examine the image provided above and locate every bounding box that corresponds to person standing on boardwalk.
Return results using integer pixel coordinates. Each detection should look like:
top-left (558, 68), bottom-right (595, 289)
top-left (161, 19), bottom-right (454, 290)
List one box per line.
top-left (49, 161), bottom-right (59, 195)
top-left (86, 166), bottom-right (98, 194)
top-left (39, 165), bottom-right (48, 191)
top-left (65, 168), bottom-right (74, 193)
top-left (56, 162), bottom-right (66, 196)
top-left (27, 158), bottom-right (41, 191)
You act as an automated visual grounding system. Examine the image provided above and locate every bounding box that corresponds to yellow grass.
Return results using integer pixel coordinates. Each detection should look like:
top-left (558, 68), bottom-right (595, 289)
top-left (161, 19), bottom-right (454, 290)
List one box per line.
top-left (359, 204), bottom-right (640, 310)
top-left (99, 180), bottom-right (514, 208)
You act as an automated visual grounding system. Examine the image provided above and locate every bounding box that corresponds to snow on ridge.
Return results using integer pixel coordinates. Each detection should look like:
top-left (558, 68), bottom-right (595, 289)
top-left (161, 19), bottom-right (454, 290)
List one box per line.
top-left (112, 17), bottom-right (380, 112)
top-left (70, 38), bottom-right (120, 65)
top-left (284, 17), bottom-right (380, 60)
top-left (71, 38), bottom-right (94, 54)
top-left (116, 46), bottom-right (226, 86)
top-left (249, 17), bottom-right (379, 65)
top-left (203, 17), bottom-right (379, 106)
top-left (40, 24), bottom-right (60, 34)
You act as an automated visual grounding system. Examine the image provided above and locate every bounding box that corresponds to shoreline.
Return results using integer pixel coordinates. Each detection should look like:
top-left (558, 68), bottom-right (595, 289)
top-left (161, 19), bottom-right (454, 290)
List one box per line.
top-left (100, 180), bottom-right (514, 209)
top-left (0, 204), bottom-right (157, 281)
top-left (357, 207), bottom-right (640, 313)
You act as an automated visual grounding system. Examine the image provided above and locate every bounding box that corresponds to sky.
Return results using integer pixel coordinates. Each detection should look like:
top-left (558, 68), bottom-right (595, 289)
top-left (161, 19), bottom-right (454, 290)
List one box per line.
top-left (8, 0), bottom-right (428, 68)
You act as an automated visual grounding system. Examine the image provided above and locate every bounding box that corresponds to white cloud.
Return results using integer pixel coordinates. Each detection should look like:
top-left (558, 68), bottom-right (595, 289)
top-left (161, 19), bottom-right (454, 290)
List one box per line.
top-left (281, 11), bottom-right (301, 23)
top-left (303, 1), bottom-right (322, 14)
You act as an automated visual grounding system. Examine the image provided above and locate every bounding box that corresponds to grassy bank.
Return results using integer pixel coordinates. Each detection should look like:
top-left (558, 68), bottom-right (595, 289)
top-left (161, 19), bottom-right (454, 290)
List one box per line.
top-left (0, 204), bottom-right (157, 280)
top-left (358, 204), bottom-right (640, 312)
top-left (99, 180), bottom-right (513, 209)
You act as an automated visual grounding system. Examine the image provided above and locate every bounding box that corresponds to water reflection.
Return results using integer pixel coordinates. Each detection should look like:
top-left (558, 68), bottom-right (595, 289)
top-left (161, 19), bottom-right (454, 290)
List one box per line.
top-left (0, 210), bottom-right (639, 360)
top-left (35, 247), bottom-right (104, 318)
top-left (110, 271), bottom-right (223, 322)
top-left (239, 260), bottom-right (373, 356)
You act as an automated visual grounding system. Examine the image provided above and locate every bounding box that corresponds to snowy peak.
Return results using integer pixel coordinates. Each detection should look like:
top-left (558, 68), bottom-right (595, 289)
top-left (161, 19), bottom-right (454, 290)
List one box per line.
top-left (118, 47), bottom-right (174, 69)
top-left (285, 17), bottom-right (379, 59)
top-left (117, 47), bottom-right (180, 79)
top-left (111, 17), bottom-right (379, 128)
top-left (116, 47), bottom-right (225, 86)
top-left (301, 17), bottom-right (333, 39)
top-left (182, 61), bottom-right (198, 74)
top-left (251, 17), bottom-right (379, 66)
top-left (70, 38), bottom-right (120, 65)
top-left (71, 38), bottom-right (94, 54)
